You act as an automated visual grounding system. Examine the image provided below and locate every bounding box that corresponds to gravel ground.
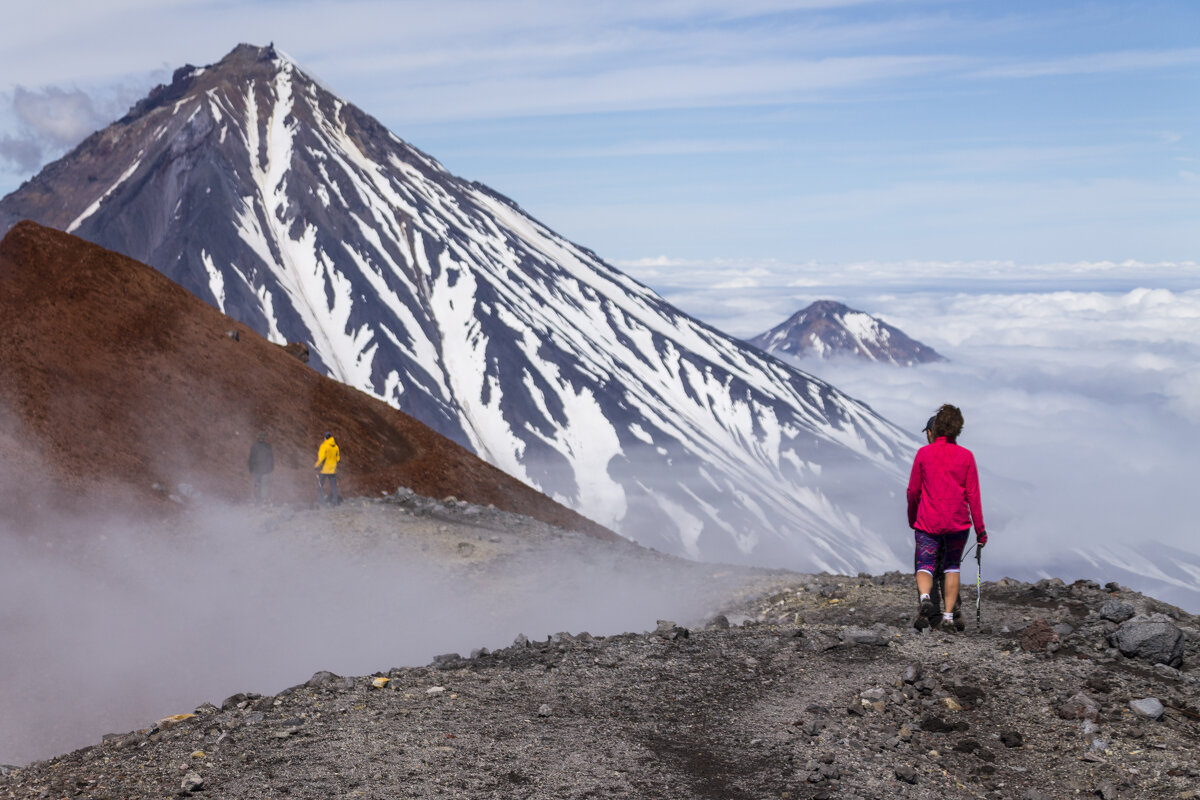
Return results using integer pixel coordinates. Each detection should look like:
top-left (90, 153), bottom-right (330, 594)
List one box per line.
top-left (2, 494), bottom-right (1197, 800)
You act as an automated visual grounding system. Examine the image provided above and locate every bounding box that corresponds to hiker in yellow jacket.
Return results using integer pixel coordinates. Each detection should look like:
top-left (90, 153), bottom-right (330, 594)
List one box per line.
top-left (314, 431), bottom-right (341, 506)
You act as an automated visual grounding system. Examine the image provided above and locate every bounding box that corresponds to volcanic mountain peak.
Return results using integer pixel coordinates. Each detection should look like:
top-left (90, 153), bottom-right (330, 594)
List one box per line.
top-left (0, 44), bottom-right (916, 573)
top-left (749, 300), bottom-right (945, 366)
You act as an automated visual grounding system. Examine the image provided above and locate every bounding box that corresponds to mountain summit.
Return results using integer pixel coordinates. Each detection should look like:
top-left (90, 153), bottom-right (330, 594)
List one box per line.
top-left (0, 44), bottom-right (915, 571)
top-left (749, 300), bottom-right (945, 366)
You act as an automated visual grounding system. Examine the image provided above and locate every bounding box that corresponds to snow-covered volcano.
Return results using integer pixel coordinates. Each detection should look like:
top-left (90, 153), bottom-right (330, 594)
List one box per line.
top-left (0, 44), bottom-right (916, 572)
top-left (749, 300), bottom-right (945, 366)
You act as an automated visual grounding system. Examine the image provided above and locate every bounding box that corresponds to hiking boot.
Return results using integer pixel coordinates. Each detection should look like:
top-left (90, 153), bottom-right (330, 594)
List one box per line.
top-left (915, 598), bottom-right (936, 630)
top-left (952, 611), bottom-right (966, 632)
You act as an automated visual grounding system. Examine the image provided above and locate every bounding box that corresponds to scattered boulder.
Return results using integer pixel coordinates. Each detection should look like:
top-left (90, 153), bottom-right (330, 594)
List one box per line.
top-left (181, 771), bottom-right (204, 793)
top-left (707, 614), bottom-right (731, 630)
top-left (949, 682), bottom-right (985, 706)
top-left (1058, 692), bottom-right (1101, 721)
top-left (306, 671), bottom-right (353, 690)
top-left (894, 765), bottom-right (918, 784)
top-left (220, 693), bottom-right (248, 710)
top-left (1099, 599), bottom-right (1136, 623)
top-left (1128, 697), bottom-right (1164, 720)
top-left (156, 714), bottom-right (195, 731)
top-left (654, 620), bottom-right (690, 640)
top-left (1108, 617), bottom-right (1185, 667)
top-left (305, 671), bottom-right (339, 688)
top-left (1000, 730), bottom-right (1024, 748)
top-left (920, 714), bottom-right (966, 733)
top-left (1020, 618), bottom-right (1059, 652)
top-left (432, 653), bottom-right (464, 670)
top-left (840, 623), bottom-right (894, 646)
top-left (1052, 622), bottom-right (1075, 638)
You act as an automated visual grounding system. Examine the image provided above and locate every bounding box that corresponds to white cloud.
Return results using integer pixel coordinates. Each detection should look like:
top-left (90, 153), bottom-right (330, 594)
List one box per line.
top-left (0, 78), bottom-right (166, 174)
top-left (713, 277), bottom-right (761, 289)
top-left (10, 86), bottom-right (103, 146)
top-left (620, 257), bottom-right (1200, 314)
top-left (364, 55), bottom-right (958, 123)
top-left (616, 255), bottom-right (690, 268)
top-left (975, 47), bottom-right (1200, 79)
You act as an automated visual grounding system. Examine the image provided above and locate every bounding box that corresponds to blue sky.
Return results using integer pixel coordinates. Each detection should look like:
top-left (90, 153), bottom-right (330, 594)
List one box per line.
top-left (1, 0), bottom-right (1196, 266)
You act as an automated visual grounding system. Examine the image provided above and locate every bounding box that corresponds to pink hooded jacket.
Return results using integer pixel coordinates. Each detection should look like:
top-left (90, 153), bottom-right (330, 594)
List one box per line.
top-left (907, 437), bottom-right (985, 536)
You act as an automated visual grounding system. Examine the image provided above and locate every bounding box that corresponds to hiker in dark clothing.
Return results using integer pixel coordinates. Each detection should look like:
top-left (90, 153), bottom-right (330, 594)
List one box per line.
top-left (907, 404), bottom-right (987, 632)
top-left (248, 431), bottom-right (274, 504)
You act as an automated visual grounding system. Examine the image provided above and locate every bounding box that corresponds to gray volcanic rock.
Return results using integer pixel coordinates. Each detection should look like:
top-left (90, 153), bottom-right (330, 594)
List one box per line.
top-left (1057, 692), bottom-right (1100, 721)
top-left (840, 623), bottom-right (895, 646)
top-left (1109, 617), bottom-right (1185, 667)
top-left (0, 44), bottom-right (914, 573)
top-left (748, 299), bottom-right (945, 365)
top-left (1100, 598), bottom-right (1136, 623)
top-left (1128, 697), bottom-right (1165, 720)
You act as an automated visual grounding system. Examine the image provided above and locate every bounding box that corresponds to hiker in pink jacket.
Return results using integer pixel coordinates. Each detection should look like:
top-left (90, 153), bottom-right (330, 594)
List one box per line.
top-left (907, 403), bottom-right (987, 631)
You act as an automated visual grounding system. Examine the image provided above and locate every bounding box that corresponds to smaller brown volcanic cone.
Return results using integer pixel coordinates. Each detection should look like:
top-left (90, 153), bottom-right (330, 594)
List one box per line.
top-left (0, 221), bottom-right (619, 540)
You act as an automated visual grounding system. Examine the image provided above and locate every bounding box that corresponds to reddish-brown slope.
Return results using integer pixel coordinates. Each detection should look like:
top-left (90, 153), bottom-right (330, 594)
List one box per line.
top-left (0, 221), bottom-right (621, 540)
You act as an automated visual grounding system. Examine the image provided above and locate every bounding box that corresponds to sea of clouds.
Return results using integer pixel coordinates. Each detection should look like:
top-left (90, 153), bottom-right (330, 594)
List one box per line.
top-left (620, 257), bottom-right (1200, 612)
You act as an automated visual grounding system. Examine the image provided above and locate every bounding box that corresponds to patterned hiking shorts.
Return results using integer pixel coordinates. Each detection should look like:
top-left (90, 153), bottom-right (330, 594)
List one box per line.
top-left (913, 529), bottom-right (970, 575)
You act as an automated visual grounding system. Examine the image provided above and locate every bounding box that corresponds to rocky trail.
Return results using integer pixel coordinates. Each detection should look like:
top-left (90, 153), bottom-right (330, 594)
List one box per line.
top-left (1, 492), bottom-right (1197, 800)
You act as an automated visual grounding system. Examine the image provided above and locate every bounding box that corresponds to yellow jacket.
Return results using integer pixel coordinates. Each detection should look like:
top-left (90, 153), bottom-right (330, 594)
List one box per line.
top-left (315, 437), bottom-right (340, 474)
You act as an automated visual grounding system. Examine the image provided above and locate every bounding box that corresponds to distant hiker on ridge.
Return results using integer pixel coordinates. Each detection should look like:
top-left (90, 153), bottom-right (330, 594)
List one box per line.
top-left (315, 431), bottom-right (341, 507)
top-left (248, 431), bottom-right (274, 504)
top-left (907, 404), bottom-right (986, 632)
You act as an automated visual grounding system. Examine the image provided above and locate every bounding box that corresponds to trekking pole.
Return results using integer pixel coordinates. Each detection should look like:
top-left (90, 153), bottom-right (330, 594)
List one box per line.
top-left (975, 546), bottom-right (983, 627)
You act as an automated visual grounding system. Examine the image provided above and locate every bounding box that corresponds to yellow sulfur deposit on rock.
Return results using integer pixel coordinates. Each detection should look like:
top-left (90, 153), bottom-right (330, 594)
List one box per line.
top-left (157, 714), bottom-right (195, 731)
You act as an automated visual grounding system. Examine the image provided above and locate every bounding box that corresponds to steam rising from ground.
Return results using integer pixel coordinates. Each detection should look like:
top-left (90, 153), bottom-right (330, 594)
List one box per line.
top-left (0, 505), bottom-right (737, 765)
